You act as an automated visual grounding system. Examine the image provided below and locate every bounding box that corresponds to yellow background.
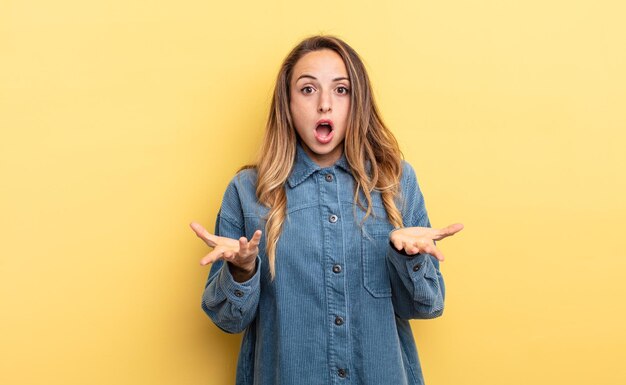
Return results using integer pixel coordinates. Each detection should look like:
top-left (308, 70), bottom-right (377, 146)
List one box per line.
top-left (1, 0), bottom-right (625, 384)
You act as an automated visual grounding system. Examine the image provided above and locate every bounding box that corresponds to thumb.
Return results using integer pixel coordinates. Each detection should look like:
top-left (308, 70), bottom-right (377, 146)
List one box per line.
top-left (435, 223), bottom-right (464, 240)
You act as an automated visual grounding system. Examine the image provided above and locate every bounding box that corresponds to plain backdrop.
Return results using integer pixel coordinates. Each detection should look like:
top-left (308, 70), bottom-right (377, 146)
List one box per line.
top-left (1, 0), bottom-right (625, 384)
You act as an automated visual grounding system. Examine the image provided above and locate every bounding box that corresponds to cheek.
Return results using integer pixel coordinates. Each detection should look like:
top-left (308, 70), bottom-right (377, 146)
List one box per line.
top-left (288, 98), bottom-right (299, 119)
top-left (288, 102), bottom-right (300, 122)
top-left (289, 98), bottom-right (310, 123)
top-left (338, 101), bottom-right (351, 123)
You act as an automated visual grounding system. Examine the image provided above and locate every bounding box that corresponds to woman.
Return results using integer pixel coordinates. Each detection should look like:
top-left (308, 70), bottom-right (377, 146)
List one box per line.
top-left (191, 35), bottom-right (463, 384)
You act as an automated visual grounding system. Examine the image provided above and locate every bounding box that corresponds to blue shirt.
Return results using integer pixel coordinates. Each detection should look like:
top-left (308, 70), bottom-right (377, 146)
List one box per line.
top-left (202, 144), bottom-right (445, 385)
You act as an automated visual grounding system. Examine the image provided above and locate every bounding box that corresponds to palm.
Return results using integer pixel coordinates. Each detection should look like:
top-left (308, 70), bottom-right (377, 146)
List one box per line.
top-left (390, 223), bottom-right (464, 261)
top-left (189, 221), bottom-right (261, 271)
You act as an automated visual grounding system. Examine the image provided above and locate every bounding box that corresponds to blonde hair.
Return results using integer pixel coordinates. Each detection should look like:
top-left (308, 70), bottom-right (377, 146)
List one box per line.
top-left (251, 35), bottom-right (404, 278)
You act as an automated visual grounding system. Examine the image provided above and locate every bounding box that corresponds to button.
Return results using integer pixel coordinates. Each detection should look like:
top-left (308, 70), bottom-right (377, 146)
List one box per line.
top-left (325, 174), bottom-right (334, 182)
top-left (412, 263), bottom-right (421, 272)
top-left (338, 368), bottom-right (347, 378)
top-left (332, 264), bottom-right (342, 273)
top-left (234, 290), bottom-right (244, 297)
top-left (329, 214), bottom-right (338, 223)
top-left (334, 316), bottom-right (344, 326)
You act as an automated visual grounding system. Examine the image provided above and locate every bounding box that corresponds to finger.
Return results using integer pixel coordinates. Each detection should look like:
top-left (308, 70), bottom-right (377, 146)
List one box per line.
top-left (405, 244), bottom-right (419, 255)
top-left (223, 250), bottom-right (235, 261)
top-left (200, 246), bottom-right (226, 266)
top-left (423, 243), bottom-right (445, 261)
top-left (190, 221), bottom-right (207, 235)
top-left (400, 240), bottom-right (414, 255)
top-left (434, 223), bottom-right (464, 240)
top-left (238, 237), bottom-right (248, 254)
top-left (390, 231), bottom-right (404, 251)
top-left (248, 230), bottom-right (262, 248)
top-left (238, 231), bottom-right (261, 259)
top-left (190, 222), bottom-right (218, 247)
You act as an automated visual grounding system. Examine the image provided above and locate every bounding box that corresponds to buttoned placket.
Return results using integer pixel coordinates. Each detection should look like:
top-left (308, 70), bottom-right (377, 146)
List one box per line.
top-left (203, 146), bottom-right (440, 384)
top-left (319, 168), bottom-right (351, 383)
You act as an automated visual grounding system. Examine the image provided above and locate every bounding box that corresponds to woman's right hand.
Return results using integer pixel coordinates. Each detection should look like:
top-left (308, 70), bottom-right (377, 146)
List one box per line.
top-left (190, 221), bottom-right (262, 281)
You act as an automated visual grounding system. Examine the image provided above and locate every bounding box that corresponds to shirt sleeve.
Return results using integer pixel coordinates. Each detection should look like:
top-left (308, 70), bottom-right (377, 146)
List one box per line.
top-left (200, 177), bottom-right (261, 334)
top-left (385, 162), bottom-right (445, 320)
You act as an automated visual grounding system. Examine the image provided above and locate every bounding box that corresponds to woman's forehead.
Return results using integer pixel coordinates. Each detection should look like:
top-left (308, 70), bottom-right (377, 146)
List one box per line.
top-left (292, 49), bottom-right (349, 82)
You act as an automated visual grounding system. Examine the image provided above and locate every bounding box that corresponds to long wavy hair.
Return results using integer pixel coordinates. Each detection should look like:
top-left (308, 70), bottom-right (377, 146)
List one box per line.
top-left (252, 35), bottom-right (404, 278)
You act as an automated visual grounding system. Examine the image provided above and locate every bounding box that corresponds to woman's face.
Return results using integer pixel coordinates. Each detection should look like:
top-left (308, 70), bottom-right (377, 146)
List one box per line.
top-left (289, 49), bottom-right (351, 167)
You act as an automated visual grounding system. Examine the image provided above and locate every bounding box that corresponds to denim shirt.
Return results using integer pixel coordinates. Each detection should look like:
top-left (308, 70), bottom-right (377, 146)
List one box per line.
top-left (201, 144), bottom-right (445, 385)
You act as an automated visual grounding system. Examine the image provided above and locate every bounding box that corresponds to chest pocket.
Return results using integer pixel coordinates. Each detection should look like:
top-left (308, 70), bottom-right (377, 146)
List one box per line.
top-left (361, 223), bottom-right (394, 298)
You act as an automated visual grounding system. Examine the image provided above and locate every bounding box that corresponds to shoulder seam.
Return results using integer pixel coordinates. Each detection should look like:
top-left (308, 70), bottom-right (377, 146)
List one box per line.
top-left (218, 212), bottom-right (244, 231)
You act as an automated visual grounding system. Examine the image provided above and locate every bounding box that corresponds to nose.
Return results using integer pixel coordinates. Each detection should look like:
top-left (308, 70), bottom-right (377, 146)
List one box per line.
top-left (318, 91), bottom-right (332, 113)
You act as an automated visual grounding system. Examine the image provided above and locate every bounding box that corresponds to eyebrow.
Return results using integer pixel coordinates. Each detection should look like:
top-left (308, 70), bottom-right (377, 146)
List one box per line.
top-left (296, 74), bottom-right (350, 82)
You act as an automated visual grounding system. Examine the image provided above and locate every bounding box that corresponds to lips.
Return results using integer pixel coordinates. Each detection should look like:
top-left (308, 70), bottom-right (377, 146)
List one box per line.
top-left (314, 119), bottom-right (334, 144)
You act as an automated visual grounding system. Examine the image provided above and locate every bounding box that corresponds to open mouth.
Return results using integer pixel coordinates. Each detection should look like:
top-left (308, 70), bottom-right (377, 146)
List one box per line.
top-left (314, 120), bottom-right (334, 144)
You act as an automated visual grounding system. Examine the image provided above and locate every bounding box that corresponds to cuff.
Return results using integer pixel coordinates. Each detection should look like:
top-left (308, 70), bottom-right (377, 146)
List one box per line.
top-left (387, 239), bottom-right (436, 281)
top-left (217, 256), bottom-right (261, 306)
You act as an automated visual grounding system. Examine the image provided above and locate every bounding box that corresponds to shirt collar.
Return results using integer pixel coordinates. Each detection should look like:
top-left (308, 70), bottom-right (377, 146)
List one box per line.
top-left (287, 142), bottom-right (351, 188)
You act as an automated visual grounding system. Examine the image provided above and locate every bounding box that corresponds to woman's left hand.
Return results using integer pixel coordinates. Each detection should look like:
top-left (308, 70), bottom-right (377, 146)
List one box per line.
top-left (389, 223), bottom-right (464, 261)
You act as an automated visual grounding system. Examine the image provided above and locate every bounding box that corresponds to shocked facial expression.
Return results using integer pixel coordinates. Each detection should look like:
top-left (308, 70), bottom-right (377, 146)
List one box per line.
top-left (289, 49), bottom-right (351, 167)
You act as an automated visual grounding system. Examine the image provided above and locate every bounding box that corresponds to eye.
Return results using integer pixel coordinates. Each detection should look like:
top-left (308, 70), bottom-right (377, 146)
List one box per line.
top-left (301, 86), bottom-right (315, 95)
top-left (336, 86), bottom-right (350, 95)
